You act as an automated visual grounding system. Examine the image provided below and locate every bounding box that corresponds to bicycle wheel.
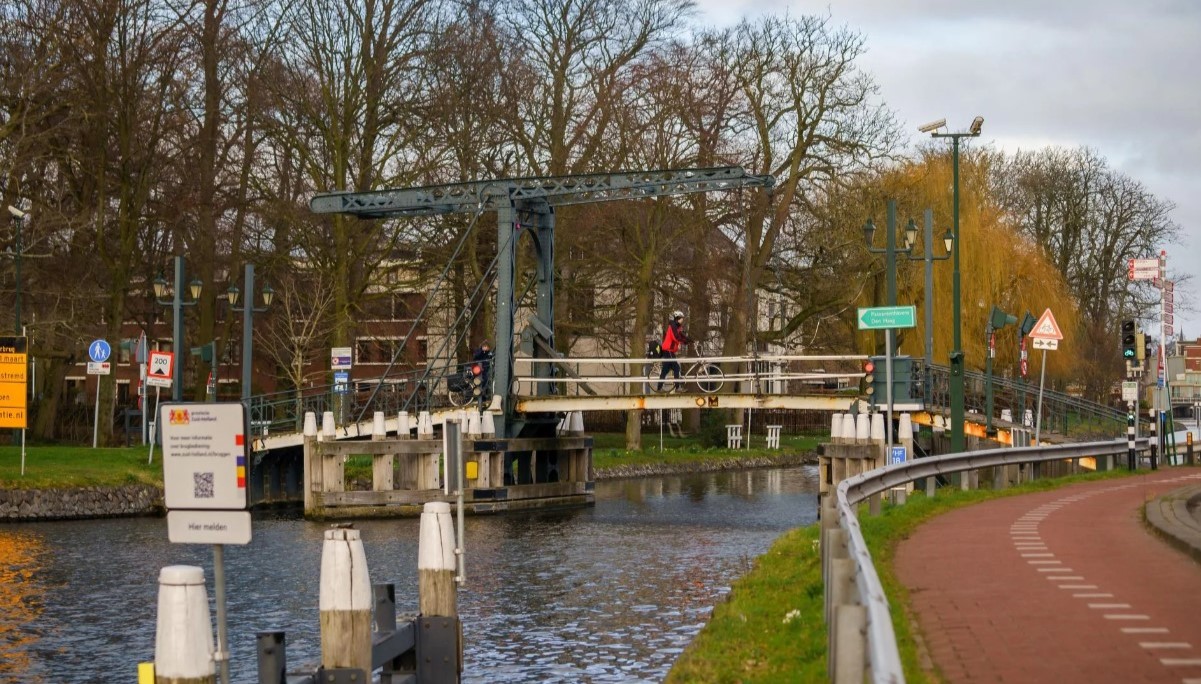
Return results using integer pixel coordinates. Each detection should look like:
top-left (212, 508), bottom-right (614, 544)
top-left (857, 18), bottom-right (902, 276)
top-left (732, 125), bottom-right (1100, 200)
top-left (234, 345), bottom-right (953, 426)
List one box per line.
top-left (691, 363), bottom-right (724, 394)
top-left (643, 362), bottom-right (674, 394)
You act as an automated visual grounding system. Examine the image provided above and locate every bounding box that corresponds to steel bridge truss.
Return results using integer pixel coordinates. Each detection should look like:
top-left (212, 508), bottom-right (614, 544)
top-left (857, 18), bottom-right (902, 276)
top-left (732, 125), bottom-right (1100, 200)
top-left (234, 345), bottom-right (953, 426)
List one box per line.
top-left (310, 167), bottom-right (774, 439)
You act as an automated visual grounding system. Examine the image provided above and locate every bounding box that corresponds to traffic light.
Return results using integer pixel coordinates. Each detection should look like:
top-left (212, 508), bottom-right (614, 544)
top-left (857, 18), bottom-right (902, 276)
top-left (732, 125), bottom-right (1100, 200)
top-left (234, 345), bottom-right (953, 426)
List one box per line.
top-left (1121, 320), bottom-right (1136, 361)
top-left (1143, 334), bottom-right (1152, 363)
top-left (862, 359), bottom-right (876, 403)
top-left (1135, 332), bottom-right (1146, 362)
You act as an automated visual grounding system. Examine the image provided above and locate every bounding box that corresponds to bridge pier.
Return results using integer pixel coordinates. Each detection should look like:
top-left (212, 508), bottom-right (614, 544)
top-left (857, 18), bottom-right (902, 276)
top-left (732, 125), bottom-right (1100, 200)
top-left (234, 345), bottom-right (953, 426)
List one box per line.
top-left (300, 412), bottom-right (594, 518)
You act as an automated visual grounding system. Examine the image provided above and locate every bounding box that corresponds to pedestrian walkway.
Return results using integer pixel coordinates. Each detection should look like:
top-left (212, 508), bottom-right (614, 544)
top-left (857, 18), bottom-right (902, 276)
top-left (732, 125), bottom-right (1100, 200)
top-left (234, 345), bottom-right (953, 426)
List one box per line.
top-left (895, 468), bottom-right (1201, 684)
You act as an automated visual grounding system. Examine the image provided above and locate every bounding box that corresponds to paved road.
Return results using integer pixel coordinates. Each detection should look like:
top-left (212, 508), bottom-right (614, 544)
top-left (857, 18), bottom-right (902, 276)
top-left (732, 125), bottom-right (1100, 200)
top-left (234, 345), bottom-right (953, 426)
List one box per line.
top-left (896, 469), bottom-right (1201, 684)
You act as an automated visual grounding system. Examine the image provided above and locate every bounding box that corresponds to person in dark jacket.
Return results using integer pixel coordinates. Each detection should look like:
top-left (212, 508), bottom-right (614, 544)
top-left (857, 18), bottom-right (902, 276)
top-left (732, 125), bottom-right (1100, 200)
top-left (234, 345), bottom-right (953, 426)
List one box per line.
top-left (472, 340), bottom-right (493, 400)
top-left (657, 311), bottom-right (690, 391)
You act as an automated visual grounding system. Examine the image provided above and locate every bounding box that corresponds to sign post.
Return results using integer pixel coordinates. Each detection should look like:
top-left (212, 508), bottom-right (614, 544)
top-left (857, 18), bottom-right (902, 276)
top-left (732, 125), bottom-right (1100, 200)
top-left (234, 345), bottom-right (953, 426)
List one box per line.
top-left (1026, 308), bottom-right (1064, 446)
top-left (858, 305), bottom-right (917, 461)
top-left (87, 339), bottom-right (112, 448)
top-left (161, 402), bottom-right (251, 684)
top-left (0, 336), bottom-right (28, 474)
top-left (146, 351), bottom-right (174, 463)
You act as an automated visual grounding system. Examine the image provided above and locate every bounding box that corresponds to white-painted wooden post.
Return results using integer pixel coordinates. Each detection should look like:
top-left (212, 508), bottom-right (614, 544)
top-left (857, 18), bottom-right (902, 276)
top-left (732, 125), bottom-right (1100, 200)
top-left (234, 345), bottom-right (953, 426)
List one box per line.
top-left (898, 413), bottom-right (914, 502)
top-left (321, 411), bottom-right (335, 441)
top-left (868, 413), bottom-right (885, 514)
top-left (303, 413), bottom-right (318, 512)
top-left (840, 414), bottom-right (856, 446)
top-left (419, 502), bottom-right (457, 618)
top-left (319, 527), bottom-right (372, 674)
top-left (397, 411), bottom-right (411, 439)
top-left (372, 411), bottom-right (393, 491)
top-left (831, 413), bottom-right (843, 444)
top-left (854, 413), bottom-right (870, 446)
top-left (480, 412), bottom-right (495, 437)
top-left (154, 565), bottom-right (215, 684)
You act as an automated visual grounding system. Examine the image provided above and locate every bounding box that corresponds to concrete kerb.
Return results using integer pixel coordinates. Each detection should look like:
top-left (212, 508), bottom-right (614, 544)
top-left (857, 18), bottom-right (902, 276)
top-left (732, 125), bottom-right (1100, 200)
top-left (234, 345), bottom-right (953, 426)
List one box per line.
top-left (1143, 481), bottom-right (1201, 564)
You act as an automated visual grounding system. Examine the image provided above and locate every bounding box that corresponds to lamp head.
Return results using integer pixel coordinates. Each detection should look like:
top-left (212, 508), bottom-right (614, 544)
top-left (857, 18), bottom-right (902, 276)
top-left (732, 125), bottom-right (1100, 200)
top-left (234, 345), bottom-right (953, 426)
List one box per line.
top-left (153, 274), bottom-right (168, 300)
top-left (917, 118), bottom-right (946, 134)
top-left (862, 217), bottom-right (876, 246)
top-left (969, 116), bottom-right (984, 136)
top-left (260, 283), bottom-right (274, 307)
top-left (904, 219), bottom-right (918, 250)
top-left (7, 205), bottom-right (26, 219)
top-left (226, 284), bottom-right (240, 306)
top-left (942, 228), bottom-right (954, 253)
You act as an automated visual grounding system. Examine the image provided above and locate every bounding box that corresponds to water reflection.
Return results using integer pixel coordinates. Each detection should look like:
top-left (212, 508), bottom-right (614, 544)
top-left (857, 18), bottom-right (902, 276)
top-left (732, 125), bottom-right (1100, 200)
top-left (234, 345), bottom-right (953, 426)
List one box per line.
top-left (0, 529), bottom-right (46, 678)
top-left (0, 466), bottom-right (818, 682)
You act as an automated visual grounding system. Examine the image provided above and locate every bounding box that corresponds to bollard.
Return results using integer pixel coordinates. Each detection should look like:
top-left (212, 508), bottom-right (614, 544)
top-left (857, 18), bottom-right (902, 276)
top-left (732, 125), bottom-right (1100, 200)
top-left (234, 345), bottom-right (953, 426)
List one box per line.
top-left (304, 412), bottom-right (317, 437)
top-left (418, 411), bottom-right (433, 439)
top-left (373, 411), bottom-right (386, 440)
top-left (256, 631), bottom-right (286, 684)
top-left (321, 411), bottom-right (335, 441)
top-left (320, 527), bottom-right (373, 675)
top-left (419, 502), bottom-right (458, 618)
top-left (830, 413), bottom-right (843, 444)
top-left (480, 411), bottom-right (496, 438)
top-left (570, 411), bottom-right (585, 435)
top-left (466, 410), bottom-right (481, 437)
top-left (840, 414), bottom-right (856, 447)
top-left (154, 565), bottom-right (215, 684)
top-left (854, 413), bottom-right (870, 446)
top-left (398, 410), bottom-right (412, 439)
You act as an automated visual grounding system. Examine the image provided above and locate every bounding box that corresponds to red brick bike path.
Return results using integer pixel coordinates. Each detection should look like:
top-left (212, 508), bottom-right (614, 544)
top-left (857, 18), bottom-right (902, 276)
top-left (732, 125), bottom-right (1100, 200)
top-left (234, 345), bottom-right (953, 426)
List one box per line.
top-left (894, 469), bottom-right (1201, 684)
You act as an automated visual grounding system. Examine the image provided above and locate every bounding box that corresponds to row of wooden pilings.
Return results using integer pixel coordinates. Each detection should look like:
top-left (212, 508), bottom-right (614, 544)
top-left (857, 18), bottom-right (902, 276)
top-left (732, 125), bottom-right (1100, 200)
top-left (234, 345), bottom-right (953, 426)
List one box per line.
top-left (819, 412), bottom-right (916, 510)
top-left (145, 504), bottom-right (461, 683)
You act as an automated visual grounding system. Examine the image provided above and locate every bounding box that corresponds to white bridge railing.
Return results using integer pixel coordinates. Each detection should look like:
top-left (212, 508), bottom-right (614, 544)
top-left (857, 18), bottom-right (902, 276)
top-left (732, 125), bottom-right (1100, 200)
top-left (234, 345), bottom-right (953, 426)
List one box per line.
top-left (514, 354), bottom-right (870, 393)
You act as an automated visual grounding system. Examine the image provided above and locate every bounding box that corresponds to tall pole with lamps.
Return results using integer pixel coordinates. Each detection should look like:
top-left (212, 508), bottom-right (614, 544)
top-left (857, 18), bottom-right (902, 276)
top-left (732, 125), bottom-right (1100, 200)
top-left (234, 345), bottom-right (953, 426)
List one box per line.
top-left (927, 115), bottom-right (984, 454)
top-left (227, 263), bottom-right (273, 401)
top-left (7, 206), bottom-right (27, 336)
top-left (153, 256), bottom-right (203, 402)
top-left (865, 203), bottom-right (953, 397)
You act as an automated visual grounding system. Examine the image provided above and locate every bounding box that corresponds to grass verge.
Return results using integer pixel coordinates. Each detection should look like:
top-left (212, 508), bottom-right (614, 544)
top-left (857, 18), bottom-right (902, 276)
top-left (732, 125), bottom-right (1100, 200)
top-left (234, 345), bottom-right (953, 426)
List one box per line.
top-left (0, 445), bottom-right (163, 489)
top-left (667, 467), bottom-right (1139, 683)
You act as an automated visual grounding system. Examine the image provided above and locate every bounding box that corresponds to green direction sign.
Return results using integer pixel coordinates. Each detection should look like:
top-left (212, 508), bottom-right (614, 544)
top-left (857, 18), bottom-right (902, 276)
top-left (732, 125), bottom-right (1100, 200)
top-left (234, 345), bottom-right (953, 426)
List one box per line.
top-left (857, 305), bottom-right (917, 330)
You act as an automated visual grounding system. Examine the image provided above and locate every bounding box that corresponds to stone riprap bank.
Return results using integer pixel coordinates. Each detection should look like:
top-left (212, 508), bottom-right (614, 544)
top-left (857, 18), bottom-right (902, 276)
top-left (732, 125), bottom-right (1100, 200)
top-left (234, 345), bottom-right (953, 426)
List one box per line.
top-left (0, 485), bottom-right (162, 521)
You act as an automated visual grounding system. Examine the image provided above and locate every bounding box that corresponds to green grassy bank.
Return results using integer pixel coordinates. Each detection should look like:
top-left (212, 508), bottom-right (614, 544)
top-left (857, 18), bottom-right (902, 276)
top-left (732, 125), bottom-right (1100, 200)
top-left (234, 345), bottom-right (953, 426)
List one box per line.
top-left (0, 445), bottom-right (161, 489)
top-left (667, 468), bottom-right (1138, 683)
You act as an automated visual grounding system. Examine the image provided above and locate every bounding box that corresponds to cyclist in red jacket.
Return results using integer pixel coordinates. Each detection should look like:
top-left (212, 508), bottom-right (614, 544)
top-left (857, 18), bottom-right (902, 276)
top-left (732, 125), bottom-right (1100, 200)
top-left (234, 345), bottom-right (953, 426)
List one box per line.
top-left (657, 310), bottom-right (691, 391)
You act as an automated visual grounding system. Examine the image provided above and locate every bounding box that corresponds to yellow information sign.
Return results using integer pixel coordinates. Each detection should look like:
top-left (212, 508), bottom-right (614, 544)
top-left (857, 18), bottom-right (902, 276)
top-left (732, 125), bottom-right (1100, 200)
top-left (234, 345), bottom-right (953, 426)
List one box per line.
top-left (0, 336), bottom-right (28, 429)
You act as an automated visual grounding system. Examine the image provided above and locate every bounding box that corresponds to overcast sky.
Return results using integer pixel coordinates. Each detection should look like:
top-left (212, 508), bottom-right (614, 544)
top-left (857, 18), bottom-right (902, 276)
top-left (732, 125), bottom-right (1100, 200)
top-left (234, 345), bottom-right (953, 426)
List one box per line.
top-left (693, 0), bottom-right (1200, 341)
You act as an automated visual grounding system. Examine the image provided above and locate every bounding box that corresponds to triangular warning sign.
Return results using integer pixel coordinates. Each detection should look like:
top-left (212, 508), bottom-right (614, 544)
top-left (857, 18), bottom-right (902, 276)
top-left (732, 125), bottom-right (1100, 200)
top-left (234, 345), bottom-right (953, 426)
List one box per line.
top-left (1028, 308), bottom-right (1064, 341)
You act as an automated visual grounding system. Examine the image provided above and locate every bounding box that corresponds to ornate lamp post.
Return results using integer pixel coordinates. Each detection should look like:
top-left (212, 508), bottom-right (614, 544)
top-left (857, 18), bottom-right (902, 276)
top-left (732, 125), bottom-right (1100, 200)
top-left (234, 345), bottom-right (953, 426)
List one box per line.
top-left (226, 263), bottom-right (273, 401)
top-left (926, 115), bottom-right (984, 453)
top-left (153, 256), bottom-right (203, 402)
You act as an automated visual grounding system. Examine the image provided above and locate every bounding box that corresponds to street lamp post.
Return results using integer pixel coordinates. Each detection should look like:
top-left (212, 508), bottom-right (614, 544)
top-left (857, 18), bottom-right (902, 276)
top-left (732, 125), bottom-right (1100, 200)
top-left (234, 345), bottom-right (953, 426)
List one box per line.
top-left (928, 115), bottom-right (984, 453)
top-left (865, 203), bottom-right (953, 389)
top-left (863, 200), bottom-right (911, 354)
top-left (153, 256), bottom-right (203, 402)
top-left (227, 263), bottom-right (273, 401)
top-left (7, 206), bottom-right (27, 336)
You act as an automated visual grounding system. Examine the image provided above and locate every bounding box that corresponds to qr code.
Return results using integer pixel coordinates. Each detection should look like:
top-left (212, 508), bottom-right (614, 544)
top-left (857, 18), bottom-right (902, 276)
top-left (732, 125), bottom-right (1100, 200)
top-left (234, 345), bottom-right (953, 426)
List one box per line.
top-left (193, 472), bottom-right (215, 499)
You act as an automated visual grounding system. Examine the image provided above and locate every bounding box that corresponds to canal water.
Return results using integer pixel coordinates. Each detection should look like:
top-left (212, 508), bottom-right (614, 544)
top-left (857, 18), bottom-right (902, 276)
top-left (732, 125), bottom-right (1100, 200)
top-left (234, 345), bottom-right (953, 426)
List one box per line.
top-left (0, 466), bottom-right (819, 683)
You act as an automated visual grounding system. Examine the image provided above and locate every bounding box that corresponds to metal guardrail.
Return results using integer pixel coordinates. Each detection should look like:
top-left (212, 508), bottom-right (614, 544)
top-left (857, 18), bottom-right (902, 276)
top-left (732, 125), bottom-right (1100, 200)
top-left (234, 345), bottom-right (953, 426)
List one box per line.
top-left (823, 438), bottom-right (1150, 683)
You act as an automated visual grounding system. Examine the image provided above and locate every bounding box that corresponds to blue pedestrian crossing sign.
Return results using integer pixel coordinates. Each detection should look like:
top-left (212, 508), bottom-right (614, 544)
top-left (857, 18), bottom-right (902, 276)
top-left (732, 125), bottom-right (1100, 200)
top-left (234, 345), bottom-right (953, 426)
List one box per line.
top-left (88, 339), bottom-right (111, 363)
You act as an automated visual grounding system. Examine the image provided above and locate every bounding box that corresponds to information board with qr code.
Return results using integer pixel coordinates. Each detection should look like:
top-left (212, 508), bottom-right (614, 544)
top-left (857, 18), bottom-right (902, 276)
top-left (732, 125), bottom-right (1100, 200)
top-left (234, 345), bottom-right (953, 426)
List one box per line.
top-left (160, 402), bottom-right (248, 511)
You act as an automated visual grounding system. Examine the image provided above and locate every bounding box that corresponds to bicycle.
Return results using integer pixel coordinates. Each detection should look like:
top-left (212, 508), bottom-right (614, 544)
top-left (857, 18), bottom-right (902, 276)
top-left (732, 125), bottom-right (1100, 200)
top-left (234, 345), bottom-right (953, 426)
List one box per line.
top-left (643, 343), bottom-right (724, 394)
top-left (447, 361), bottom-right (490, 407)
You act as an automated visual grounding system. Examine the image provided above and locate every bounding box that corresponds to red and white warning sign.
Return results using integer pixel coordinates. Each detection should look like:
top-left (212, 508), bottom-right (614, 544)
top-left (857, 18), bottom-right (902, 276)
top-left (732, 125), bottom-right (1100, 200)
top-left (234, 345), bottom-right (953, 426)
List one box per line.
top-left (146, 350), bottom-right (175, 388)
top-left (1027, 308), bottom-right (1063, 341)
